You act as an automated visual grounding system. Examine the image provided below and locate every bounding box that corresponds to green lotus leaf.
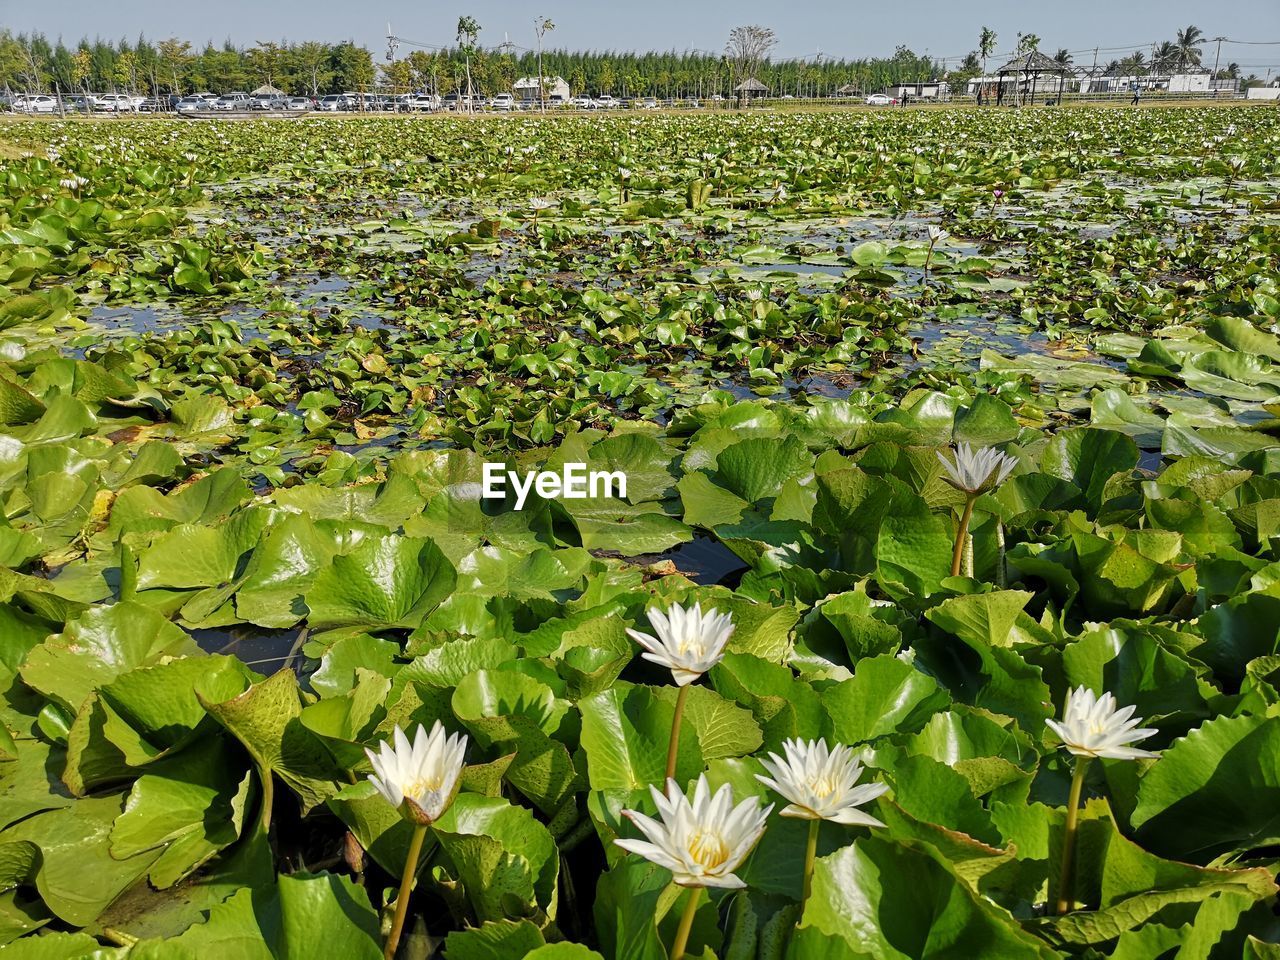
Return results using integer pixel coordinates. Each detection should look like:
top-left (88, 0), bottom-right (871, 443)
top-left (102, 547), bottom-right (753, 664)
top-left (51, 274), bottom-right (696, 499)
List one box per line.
top-left (305, 534), bottom-right (456, 633)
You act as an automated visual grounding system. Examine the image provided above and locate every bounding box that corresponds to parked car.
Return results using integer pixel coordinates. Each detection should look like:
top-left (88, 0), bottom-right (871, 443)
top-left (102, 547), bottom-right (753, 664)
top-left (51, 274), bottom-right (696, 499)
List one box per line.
top-left (639, 97), bottom-right (659, 109)
top-left (594, 94), bottom-right (618, 109)
top-left (176, 95), bottom-right (214, 113)
top-left (251, 95), bottom-right (288, 110)
top-left (568, 96), bottom-right (595, 110)
top-left (547, 94), bottom-right (567, 108)
top-left (683, 98), bottom-right (700, 108)
top-left (317, 94), bottom-right (348, 112)
top-left (395, 93), bottom-right (437, 112)
top-left (490, 93), bottom-right (516, 111)
top-left (12, 95), bottom-right (59, 114)
top-left (213, 92), bottom-right (252, 111)
top-left (93, 93), bottom-right (142, 112)
top-left (443, 94), bottom-right (480, 111)
top-left (137, 97), bottom-right (170, 113)
top-left (285, 97), bottom-right (312, 111)
top-left (865, 93), bottom-right (894, 106)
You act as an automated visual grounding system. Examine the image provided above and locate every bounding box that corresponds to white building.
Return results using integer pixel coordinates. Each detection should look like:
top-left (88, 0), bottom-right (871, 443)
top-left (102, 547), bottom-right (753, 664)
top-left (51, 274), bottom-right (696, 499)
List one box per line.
top-left (513, 76), bottom-right (569, 103)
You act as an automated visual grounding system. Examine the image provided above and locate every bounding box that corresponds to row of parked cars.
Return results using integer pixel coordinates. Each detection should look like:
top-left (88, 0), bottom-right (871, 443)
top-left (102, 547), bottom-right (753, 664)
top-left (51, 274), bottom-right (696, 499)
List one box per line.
top-left (6, 93), bottom-right (152, 114)
top-left (175, 93), bottom-right (311, 113)
top-left (5, 89), bottom-right (897, 117)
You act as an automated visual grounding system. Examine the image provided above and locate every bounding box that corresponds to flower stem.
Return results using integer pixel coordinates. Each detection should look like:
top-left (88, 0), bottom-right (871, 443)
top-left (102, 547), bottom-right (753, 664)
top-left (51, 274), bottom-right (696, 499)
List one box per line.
top-left (257, 761), bottom-right (274, 836)
top-left (951, 494), bottom-right (977, 578)
top-left (1055, 757), bottom-right (1090, 916)
top-left (802, 818), bottom-right (820, 907)
top-left (666, 685), bottom-right (690, 783)
top-left (670, 886), bottom-right (702, 960)
top-left (385, 824), bottom-right (429, 960)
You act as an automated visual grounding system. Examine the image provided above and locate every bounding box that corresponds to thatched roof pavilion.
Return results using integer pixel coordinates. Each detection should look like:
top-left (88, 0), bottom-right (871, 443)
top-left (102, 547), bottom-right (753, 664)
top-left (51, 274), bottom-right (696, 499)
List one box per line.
top-left (995, 51), bottom-right (1070, 106)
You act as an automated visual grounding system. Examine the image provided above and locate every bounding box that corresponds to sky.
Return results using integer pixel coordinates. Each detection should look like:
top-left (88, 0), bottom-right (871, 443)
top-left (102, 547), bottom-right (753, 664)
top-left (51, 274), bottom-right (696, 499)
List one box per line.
top-left (5, 0), bottom-right (1280, 75)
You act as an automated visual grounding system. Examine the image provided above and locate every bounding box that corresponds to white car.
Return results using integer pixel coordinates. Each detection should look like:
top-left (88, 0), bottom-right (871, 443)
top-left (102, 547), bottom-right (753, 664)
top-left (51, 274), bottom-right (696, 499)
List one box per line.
top-left (595, 94), bottom-right (618, 108)
top-left (213, 92), bottom-right (252, 111)
top-left (93, 93), bottom-right (142, 112)
top-left (570, 96), bottom-right (596, 109)
top-left (865, 93), bottom-right (894, 106)
top-left (399, 94), bottom-right (438, 112)
top-left (12, 95), bottom-right (58, 114)
top-left (490, 93), bottom-right (515, 111)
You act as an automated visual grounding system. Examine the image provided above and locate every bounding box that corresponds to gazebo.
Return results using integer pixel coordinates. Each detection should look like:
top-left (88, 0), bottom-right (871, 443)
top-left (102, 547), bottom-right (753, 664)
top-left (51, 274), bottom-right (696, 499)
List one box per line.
top-left (251, 84), bottom-right (286, 97)
top-left (994, 51), bottom-right (1070, 106)
top-left (734, 77), bottom-right (769, 101)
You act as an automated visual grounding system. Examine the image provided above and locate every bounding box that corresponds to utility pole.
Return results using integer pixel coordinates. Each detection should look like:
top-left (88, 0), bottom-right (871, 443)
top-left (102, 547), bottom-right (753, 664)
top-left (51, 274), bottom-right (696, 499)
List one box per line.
top-left (534, 16), bottom-right (555, 113)
top-left (1210, 36), bottom-right (1226, 96)
top-left (1090, 46), bottom-right (1098, 94)
top-left (386, 23), bottom-right (399, 103)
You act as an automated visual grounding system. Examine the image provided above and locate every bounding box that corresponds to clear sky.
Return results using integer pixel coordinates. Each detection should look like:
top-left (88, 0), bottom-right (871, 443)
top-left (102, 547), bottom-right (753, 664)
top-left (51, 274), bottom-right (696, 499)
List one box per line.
top-left (7, 0), bottom-right (1280, 74)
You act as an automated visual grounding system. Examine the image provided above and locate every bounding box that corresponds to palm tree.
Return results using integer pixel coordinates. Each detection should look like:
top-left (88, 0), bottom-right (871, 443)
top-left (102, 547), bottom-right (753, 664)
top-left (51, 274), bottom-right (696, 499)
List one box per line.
top-left (1053, 48), bottom-right (1073, 67)
top-left (979, 26), bottom-right (996, 77)
top-left (1152, 41), bottom-right (1178, 74)
top-left (1175, 25), bottom-right (1204, 72)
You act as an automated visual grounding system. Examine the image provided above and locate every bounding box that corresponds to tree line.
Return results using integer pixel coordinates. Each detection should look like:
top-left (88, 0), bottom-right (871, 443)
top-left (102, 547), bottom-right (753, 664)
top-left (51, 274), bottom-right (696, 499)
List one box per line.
top-left (0, 33), bottom-right (376, 97)
top-left (3, 23), bottom-right (1262, 100)
top-left (0, 29), bottom-right (937, 98)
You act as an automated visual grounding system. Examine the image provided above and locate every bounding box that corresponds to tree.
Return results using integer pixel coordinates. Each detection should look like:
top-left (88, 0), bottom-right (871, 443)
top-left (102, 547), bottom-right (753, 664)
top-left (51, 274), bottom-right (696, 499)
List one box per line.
top-left (248, 41), bottom-right (283, 87)
top-left (1152, 41), bottom-right (1178, 74)
top-left (157, 38), bottom-right (191, 94)
top-left (1175, 25), bottom-right (1204, 72)
top-left (1015, 33), bottom-right (1040, 55)
top-left (293, 41), bottom-right (331, 96)
top-left (115, 50), bottom-right (138, 93)
top-left (725, 24), bottom-right (776, 104)
top-left (1053, 48), bottom-right (1072, 66)
top-left (456, 16), bottom-right (480, 110)
top-left (979, 26), bottom-right (997, 78)
top-left (534, 16), bottom-right (554, 111)
top-left (72, 47), bottom-right (92, 95)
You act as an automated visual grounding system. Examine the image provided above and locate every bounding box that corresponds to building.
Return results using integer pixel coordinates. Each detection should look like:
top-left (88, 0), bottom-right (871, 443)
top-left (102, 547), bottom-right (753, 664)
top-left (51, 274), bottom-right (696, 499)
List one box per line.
top-left (884, 81), bottom-right (949, 101)
top-left (513, 76), bottom-right (569, 103)
top-left (734, 77), bottom-right (770, 100)
top-left (993, 51), bottom-right (1072, 105)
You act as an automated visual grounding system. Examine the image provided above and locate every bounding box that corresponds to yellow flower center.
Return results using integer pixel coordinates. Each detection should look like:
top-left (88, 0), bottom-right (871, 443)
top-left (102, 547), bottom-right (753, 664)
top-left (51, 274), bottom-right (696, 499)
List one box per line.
top-left (687, 830), bottom-right (729, 870)
top-left (402, 775), bottom-right (443, 800)
top-left (811, 774), bottom-right (840, 800)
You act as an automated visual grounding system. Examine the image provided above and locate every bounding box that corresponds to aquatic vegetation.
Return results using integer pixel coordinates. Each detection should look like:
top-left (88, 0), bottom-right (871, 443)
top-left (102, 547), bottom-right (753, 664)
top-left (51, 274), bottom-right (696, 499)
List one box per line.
top-left (0, 105), bottom-right (1278, 957)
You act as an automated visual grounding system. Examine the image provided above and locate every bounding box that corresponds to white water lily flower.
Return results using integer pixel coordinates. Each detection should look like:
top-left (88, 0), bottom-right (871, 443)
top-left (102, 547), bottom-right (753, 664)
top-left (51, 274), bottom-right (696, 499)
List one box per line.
top-left (626, 601), bottom-right (734, 686)
top-left (1046, 687), bottom-right (1159, 761)
top-left (927, 225), bottom-right (950, 243)
top-left (616, 775), bottom-right (771, 888)
top-left (937, 443), bottom-right (1018, 495)
top-left (756, 738), bottom-right (888, 826)
top-left (529, 197), bottom-right (555, 211)
top-left (618, 166), bottom-right (632, 179)
top-left (365, 722), bottom-right (468, 825)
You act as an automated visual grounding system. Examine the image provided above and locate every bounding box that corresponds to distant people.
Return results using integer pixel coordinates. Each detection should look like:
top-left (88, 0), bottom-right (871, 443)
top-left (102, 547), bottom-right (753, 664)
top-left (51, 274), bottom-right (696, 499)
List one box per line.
top-left (1130, 84), bottom-right (1141, 106)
